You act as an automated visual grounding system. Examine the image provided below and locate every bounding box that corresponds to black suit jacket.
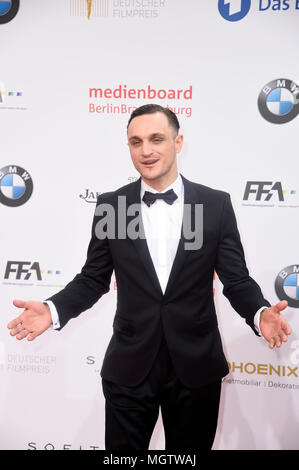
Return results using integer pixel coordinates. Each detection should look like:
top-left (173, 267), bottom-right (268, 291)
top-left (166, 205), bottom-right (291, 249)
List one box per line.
top-left (48, 175), bottom-right (270, 388)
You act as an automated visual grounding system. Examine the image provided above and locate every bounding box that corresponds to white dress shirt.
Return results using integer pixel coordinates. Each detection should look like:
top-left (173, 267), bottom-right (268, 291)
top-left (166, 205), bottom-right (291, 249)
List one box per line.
top-left (47, 174), bottom-right (265, 333)
top-left (141, 174), bottom-right (184, 293)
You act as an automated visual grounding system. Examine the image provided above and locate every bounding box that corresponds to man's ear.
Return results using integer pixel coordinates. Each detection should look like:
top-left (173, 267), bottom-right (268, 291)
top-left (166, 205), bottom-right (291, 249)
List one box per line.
top-left (175, 134), bottom-right (184, 153)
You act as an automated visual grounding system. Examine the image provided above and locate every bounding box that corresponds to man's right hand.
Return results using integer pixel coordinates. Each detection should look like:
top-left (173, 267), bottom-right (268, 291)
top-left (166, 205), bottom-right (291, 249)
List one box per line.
top-left (7, 299), bottom-right (52, 341)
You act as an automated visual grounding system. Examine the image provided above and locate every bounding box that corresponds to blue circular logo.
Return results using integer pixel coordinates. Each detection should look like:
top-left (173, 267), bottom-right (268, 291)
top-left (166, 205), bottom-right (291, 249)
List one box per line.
top-left (266, 88), bottom-right (294, 116)
top-left (0, 173), bottom-right (26, 199)
top-left (0, 0), bottom-right (19, 23)
top-left (0, 165), bottom-right (33, 207)
top-left (218, 0), bottom-right (251, 22)
top-left (275, 265), bottom-right (299, 308)
top-left (0, 1), bottom-right (12, 16)
top-left (258, 78), bottom-right (299, 124)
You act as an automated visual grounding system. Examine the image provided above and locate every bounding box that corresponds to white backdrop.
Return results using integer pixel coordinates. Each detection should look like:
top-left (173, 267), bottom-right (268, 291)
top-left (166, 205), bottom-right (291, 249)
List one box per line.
top-left (0, 0), bottom-right (299, 450)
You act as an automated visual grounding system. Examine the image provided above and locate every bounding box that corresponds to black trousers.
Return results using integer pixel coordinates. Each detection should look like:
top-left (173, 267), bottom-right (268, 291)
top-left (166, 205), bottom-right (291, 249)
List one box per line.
top-left (102, 335), bottom-right (221, 451)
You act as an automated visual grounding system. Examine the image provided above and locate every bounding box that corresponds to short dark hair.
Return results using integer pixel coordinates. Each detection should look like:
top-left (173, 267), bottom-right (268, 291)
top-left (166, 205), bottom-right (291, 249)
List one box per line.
top-left (127, 104), bottom-right (180, 134)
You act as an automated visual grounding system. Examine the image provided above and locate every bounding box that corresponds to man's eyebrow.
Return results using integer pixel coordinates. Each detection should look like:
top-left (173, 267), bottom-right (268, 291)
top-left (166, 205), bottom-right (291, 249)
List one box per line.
top-left (150, 132), bottom-right (166, 138)
top-left (128, 132), bottom-right (166, 141)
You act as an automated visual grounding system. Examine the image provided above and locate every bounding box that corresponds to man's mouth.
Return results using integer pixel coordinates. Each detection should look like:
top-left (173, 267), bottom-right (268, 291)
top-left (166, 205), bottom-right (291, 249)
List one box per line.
top-left (142, 159), bottom-right (159, 168)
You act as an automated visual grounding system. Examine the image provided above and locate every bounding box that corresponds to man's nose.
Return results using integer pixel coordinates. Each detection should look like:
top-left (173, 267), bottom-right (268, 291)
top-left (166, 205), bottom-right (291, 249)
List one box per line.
top-left (141, 142), bottom-right (153, 157)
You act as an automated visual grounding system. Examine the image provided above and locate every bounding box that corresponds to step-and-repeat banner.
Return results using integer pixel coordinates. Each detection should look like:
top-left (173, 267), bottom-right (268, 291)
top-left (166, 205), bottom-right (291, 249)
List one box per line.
top-left (0, 0), bottom-right (298, 450)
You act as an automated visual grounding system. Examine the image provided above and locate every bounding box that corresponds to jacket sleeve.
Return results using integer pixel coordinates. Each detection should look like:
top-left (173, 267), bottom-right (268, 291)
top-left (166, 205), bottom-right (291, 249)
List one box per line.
top-left (46, 194), bottom-right (114, 329)
top-left (215, 192), bottom-right (270, 334)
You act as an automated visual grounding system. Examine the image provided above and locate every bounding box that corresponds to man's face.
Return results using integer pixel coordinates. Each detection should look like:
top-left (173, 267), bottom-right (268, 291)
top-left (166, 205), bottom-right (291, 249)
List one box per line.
top-left (127, 112), bottom-right (183, 190)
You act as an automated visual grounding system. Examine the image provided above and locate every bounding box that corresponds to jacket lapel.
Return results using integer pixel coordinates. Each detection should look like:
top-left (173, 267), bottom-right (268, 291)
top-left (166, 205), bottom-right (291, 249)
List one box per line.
top-left (126, 178), bottom-right (164, 297)
top-left (163, 175), bottom-right (199, 298)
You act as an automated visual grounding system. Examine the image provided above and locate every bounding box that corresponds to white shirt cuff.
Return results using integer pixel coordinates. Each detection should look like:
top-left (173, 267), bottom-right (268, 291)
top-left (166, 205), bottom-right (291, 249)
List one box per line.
top-left (44, 300), bottom-right (61, 330)
top-left (254, 306), bottom-right (268, 337)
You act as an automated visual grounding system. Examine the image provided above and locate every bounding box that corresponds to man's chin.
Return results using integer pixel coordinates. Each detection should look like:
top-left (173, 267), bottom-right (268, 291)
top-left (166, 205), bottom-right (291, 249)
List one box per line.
top-left (139, 168), bottom-right (161, 181)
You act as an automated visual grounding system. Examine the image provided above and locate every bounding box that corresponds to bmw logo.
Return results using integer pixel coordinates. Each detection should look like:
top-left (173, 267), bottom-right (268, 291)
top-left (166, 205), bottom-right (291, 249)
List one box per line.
top-left (0, 0), bottom-right (19, 24)
top-left (0, 165), bottom-right (33, 207)
top-left (258, 78), bottom-right (299, 124)
top-left (275, 265), bottom-right (299, 308)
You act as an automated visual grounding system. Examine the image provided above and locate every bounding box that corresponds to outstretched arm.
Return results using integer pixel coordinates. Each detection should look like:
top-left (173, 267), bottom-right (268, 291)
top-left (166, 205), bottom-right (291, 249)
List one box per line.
top-left (7, 193), bottom-right (114, 339)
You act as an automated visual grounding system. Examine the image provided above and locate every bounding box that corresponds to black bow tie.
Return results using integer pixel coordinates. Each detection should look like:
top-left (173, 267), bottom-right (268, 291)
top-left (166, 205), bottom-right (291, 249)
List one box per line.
top-left (142, 189), bottom-right (178, 207)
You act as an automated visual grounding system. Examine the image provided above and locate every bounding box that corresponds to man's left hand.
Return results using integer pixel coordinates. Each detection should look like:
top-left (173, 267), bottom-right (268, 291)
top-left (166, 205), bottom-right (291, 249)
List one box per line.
top-left (260, 300), bottom-right (291, 349)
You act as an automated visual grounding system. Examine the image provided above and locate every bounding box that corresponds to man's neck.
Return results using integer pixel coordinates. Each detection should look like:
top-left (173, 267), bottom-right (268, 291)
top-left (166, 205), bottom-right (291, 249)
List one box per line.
top-left (142, 172), bottom-right (179, 192)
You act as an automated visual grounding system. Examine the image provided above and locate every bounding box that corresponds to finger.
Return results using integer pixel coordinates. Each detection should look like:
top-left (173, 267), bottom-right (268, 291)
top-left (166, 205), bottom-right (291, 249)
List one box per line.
top-left (7, 316), bottom-right (23, 330)
top-left (268, 335), bottom-right (282, 349)
top-left (277, 332), bottom-right (287, 344)
top-left (16, 329), bottom-right (30, 341)
top-left (273, 335), bottom-right (282, 348)
top-left (281, 333), bottom-right (288, 343)
top-left (27, 331), bottom-right (39, 341)
top-left (274, 300), bottom-right (288, 313)
top-left (282, 322), bottom-right (292, 335)
top-left (13, 299), bottom-right (28, 309)
top-left (9, 321), bottom-right (24, 335)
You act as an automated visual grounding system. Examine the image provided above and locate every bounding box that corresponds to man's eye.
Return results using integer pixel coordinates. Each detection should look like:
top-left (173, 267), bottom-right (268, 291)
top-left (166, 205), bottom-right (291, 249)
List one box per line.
top-left (131, 141), bottom-right (141, 146)
top-left (153, 138), bottom-right (163, 143)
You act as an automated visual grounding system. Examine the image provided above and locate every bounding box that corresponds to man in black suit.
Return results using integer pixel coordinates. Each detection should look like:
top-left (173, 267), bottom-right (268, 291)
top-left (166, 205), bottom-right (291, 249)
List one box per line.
top-left (8, 104), bottom-right (291, 450)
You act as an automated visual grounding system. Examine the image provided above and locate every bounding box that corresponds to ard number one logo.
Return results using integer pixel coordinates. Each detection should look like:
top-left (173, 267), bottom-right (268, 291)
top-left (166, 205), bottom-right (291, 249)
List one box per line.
top-left (218, 0), bottom-right (251, 21)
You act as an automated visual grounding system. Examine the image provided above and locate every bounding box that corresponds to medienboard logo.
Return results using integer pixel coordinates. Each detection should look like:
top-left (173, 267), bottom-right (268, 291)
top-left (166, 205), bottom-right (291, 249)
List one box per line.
top-left (258, 78), bottom-right (299, 124)
top-left (0, 0), bottom-right (19, 24)
top-left (89, 84), bottom-right (193, 118)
